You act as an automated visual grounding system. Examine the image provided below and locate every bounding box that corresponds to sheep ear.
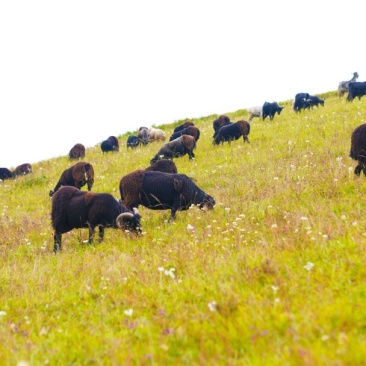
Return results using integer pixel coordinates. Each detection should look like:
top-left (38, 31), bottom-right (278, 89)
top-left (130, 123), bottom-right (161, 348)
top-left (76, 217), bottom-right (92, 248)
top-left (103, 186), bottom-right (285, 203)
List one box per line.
top-left (173, 178), bottom-right (183, 192)
top-left (116, 212), bottom-right (134, 228)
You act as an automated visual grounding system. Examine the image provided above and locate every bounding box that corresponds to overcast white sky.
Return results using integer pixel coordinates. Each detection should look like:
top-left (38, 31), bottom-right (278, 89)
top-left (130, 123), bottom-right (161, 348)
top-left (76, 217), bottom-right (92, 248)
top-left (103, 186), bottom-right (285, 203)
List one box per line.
top-left (1, 1), bottom-right (365, 168)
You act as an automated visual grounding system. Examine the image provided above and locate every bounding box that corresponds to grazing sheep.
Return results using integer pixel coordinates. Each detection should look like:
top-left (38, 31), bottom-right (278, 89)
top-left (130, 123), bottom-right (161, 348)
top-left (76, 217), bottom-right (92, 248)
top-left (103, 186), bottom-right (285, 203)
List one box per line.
top-left (69, 143), bottom-right (86, 160)
top-left (0, 168), bottom-right (14, 181)
top-left (51, 186), bottom-right (142, 252)
top-left (119, 170), bottom-right (215, 221)
top-left (350, 123), bottom-right (366, 176)
top-left (169, 126), bottom-right (200, 142)
top-left (307, 95), bottom-right (325, 108)
top-left (150, 135), bottom-right (196, 165)
top-left (13, 163), bottom-right (32, 176)
top-left (127, 135), bottom-right (140, 148)
top-left (49, 162), bottom-right (94, 197)
top-left (338, 72), bottom-right (359, 97)
top-left (145, 159), bottom-right (178, 174)
top-left (247, 106), bottom-right (262, 121)
top-left (138, 127), bottom-right (150, 145)
top-left (173, 121), bottom-right (195, 133)
top-left (213, 120), bottom-right (250, 145)
top-left (213, 115), bottom-right (231, 138)
top-left (293, 93), bottom-right (325, 112)
top-left (107, 136), bottom-right (119, 151)
top-left (347, 81), bottom-right (366, 102)
top-left (262, 101), bottom-right (284, 120)
top-left (148, 127), bottom-right (166, 142)
top-left (120, 161), bottom-right (178, 211)
top-left (101, 139), bottom-right (118, 153)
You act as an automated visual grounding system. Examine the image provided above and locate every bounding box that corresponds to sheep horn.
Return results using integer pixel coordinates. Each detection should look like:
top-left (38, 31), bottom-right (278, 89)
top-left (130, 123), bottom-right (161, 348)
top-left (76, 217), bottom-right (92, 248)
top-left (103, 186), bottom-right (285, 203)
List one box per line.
top-left (116, 212), bottom-right (134, 228)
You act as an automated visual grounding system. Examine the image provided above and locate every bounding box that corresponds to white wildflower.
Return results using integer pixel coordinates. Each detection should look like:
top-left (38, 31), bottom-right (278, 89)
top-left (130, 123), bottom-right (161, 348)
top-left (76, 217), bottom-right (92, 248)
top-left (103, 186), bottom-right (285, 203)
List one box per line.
top-left (304, 262), bottom-right (314, 271)
top-left (208, 301), bottom-right (217, 312)
top-left (124, 309), bottom-right (133, 317)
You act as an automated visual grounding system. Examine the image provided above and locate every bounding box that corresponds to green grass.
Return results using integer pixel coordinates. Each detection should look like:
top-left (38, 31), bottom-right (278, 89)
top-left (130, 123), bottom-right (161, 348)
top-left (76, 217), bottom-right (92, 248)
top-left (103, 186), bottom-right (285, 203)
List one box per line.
top-left (1, 91), bottom-right (366, 365)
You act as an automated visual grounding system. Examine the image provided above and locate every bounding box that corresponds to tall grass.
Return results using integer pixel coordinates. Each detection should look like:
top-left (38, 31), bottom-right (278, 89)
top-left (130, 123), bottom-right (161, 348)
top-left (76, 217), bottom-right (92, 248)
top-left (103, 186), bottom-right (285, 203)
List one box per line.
top-left (1, 91), bottom-right (366, 365)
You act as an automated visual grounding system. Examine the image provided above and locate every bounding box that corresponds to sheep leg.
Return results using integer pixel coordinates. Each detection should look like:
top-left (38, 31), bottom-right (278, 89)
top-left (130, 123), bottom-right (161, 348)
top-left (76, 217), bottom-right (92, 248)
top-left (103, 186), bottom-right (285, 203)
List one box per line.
top-left (88, 226), bottom-right (96, 244)
top-left (53, 232), bottom-right (62, 253)
top-left (98, 226), bottom-right (104, 242)
top-left (188, 150), bottom-right (195, 159)
top-left (354, 165), bottom-right (362, 176)
top-left (50, 181), bottom-right (62, 197)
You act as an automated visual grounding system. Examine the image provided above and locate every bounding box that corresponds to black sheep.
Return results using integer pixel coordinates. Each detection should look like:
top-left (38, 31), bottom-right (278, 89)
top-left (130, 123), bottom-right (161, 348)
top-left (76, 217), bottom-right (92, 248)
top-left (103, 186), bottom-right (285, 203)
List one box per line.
top-left (127, 135), bottom-right (140, 148)
top-left (293, 93), bottom-right (311, 112)
top-left (350, 123), bottom-right (366, 176)
top-left (51, 186), bottom-right (141, 252)
top-left (0, 168), bottom-right (14, 180)
top-left (173, 121), bottom-right (195, 133)
top-left (150, 135), bottom-right (196, 165)
top-left (169, 126), bottom-right (200, 142)
top-left (107, 136), bottom-right (119, 151)
top-left (347, 82), bottom-right (366, 102)
top-left (262, 101), bottom-right (284, 120)
top-left (213, 120), bottom-right (250, 145)
top-left (49, 162), bottom-right (94, 197)
top-left (101, 139), bottom-right (118, 153)
top-left (119, 170), bottom-right (215, 221)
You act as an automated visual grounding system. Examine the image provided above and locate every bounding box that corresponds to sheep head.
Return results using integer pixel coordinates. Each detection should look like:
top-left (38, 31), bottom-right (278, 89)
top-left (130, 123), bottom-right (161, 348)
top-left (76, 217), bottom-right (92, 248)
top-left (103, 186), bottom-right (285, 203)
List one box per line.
top-left (116, 207), bottom-right (142, 234)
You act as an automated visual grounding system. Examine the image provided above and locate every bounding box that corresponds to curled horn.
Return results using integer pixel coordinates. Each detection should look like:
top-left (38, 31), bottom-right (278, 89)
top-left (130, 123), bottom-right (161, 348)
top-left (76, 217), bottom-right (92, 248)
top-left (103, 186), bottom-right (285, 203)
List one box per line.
top-left (116, 212), bottom-right (134, 228)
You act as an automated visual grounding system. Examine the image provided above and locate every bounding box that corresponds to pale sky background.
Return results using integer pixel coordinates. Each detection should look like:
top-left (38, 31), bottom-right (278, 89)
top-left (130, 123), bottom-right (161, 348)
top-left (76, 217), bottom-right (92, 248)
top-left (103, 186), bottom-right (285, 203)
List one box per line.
top-left (1, 1), bottom-right (365, 168)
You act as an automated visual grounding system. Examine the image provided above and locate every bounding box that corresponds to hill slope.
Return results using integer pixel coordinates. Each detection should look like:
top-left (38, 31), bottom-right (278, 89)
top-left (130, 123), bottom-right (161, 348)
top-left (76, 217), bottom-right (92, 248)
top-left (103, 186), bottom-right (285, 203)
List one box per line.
top-left (1, 90), bottom-right (366, 365)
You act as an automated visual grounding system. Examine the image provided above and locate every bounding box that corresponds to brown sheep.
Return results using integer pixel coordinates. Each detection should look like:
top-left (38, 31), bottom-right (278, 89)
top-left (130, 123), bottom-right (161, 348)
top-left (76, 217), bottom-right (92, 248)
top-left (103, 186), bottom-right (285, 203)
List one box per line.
top-left (145, 159), bottom-right (178, 174)
top-left (213, 120), bottom-right (250, 145)
top-left (13, 163), bottom-right (32, 176)
top-left (150, 135), bottom-right (196, 165)
top-left (51, 186), bottom-right (141, 252)
top-left (69, 143), bottom-right (86, 160)
top-left (213, 115), bottom-right (231, 137)
top-left (49, 162), bottom-right (94, 197)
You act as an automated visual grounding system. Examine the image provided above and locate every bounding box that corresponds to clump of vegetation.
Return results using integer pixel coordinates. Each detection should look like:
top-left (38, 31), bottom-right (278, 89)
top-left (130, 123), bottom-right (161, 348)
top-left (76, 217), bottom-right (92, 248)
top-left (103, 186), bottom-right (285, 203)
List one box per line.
top-left (1, 92), bottom-right (366, 365)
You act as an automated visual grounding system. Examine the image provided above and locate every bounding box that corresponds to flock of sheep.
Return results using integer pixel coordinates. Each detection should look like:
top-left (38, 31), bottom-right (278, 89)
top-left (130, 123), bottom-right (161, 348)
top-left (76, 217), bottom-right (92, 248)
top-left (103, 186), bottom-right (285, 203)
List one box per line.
top-left (2, 71), bottom-right (366, 253)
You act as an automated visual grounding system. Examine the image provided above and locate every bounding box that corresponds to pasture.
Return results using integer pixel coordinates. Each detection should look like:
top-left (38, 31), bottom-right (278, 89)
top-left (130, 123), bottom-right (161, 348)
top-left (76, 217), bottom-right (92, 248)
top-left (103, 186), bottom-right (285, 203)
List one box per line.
top-left (1, 91), bottom-right (366, 365)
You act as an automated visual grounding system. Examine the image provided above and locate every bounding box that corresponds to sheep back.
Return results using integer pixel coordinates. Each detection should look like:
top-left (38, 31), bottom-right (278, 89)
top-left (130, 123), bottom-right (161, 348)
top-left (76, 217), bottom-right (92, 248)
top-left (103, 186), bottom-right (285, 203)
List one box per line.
top-left (13, 163), bottom-right (32, 176)
top-left (173, 121), bottom-right (195, 133)
top-left (169, 126), bottom-right (200, 142)
top-left (213, 120), bottom-right (250, 145)
top-left (69, 143), bottom-right (86, 160)
top-left (138, 171), bottom-right (216, 219)
top-left (145, 159), bottom-right (178, 174)
top-left (150, 135), bottom-right (196, 164)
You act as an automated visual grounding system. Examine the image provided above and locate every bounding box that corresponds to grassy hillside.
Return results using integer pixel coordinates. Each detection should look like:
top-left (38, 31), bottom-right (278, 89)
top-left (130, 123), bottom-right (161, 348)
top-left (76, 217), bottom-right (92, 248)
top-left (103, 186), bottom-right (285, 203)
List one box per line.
top-left (1, 91), bottom-right (366, 365)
